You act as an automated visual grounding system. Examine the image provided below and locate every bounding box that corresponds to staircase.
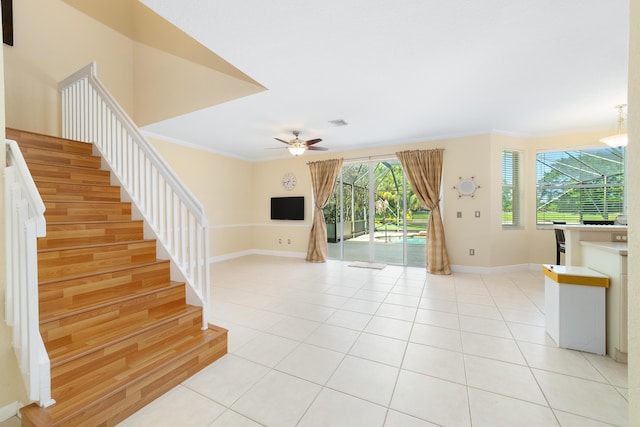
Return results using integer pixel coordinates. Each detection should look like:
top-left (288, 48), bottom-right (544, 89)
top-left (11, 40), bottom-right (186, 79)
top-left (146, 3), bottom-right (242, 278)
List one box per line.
top-left (8, 129), bottom-right (227, 427)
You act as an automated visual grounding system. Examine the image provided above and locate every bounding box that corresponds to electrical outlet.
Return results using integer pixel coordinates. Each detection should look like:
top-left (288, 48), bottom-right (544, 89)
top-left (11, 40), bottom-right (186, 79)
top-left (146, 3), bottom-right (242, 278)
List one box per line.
top-left (612, 233), bottom-right (627, 242)
top-left (469, 249), bottom-right (475, 256)
top-left (457, 211), bottom-right (462, 218)
top-left (288, 239), bottom-right (291, 244)
top-left (278, 238), bottom-right (283, 244)
top-left (475, 211), bottom-right (481, 218)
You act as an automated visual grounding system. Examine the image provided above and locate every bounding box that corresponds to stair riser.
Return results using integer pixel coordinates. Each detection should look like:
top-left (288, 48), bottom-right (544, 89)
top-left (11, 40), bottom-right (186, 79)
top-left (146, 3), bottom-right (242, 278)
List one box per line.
top-left (38, 241), bottom-right (157, 282)
top-left (39, 262), bottom-right (172, 318)
top-left (36, 181), bottom-right (121, 202)
top-left (51, 309), bottom-right (203, 386)
top-left (38, 221), bottom-right (144, 250)
top-left (44, 201), bottom-right (132, 223)
top-left (7, 129), bottom-right (93, 155)
top-left (26, 163), bottom-right (111, 185)
top-left (107, 330), bottom-right (227, 425)
top-left (21, 146), bottom-right (101, 169)
top-left (41, 287), bottom-right (187, 350)
top-left (53, 328), bottom-right (227, 427)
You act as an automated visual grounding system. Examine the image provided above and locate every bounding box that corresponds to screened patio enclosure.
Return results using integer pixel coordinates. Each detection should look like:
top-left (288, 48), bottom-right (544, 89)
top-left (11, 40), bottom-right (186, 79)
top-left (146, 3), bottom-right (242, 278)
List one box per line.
top-left (536, 147), bottom-right (626, 225)
top-left (324, 160), bottom-right (429, 267)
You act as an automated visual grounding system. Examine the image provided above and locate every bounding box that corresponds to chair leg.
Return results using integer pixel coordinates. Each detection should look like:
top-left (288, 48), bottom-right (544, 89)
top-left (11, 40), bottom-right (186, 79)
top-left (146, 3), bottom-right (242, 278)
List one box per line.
top-left (556, 248), bottom-right (561, 265)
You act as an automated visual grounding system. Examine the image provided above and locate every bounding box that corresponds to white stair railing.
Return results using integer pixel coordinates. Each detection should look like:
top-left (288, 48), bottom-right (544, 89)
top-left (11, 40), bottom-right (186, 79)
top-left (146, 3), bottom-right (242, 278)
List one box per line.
top-left (58, 62), bottom-right (211, 329)
top-left (4, 139), bottom-right (55, 408)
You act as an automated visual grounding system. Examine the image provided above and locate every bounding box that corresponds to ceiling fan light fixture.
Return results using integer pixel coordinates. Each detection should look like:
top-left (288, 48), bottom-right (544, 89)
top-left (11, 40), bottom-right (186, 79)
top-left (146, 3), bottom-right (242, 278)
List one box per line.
top-left (600, 104), bottom-right (628, 147)
top-left (288, 144), bottom-right (306, 156)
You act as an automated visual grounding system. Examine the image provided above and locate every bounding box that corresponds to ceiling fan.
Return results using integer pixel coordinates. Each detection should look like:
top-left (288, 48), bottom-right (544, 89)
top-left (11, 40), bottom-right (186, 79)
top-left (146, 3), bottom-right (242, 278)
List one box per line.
top-left (274, 130), bottom-right (328, 156)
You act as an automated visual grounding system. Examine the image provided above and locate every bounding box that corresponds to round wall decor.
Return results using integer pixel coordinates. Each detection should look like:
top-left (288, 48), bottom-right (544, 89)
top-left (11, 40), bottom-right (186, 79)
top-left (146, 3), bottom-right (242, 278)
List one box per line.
top-left (454, 176), bottom-right (479, 198)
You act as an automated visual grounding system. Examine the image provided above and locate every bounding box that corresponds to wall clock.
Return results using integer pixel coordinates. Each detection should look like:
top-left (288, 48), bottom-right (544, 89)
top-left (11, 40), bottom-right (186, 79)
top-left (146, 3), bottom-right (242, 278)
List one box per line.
top-left (281, 172), bottom-right (297, 190)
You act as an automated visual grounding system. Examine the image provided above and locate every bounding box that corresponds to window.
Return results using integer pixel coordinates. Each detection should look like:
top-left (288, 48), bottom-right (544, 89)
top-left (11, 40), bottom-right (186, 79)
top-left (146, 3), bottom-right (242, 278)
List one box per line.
top-left (502, 150), bottom-right (522, 227)
top-left (536, 147), bottom-right (625, 225)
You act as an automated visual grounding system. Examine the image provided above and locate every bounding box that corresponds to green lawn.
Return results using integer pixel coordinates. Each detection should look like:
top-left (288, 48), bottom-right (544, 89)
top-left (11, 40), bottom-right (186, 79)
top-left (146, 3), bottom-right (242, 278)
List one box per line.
top-left (502, 212), bottom-right (623, 224)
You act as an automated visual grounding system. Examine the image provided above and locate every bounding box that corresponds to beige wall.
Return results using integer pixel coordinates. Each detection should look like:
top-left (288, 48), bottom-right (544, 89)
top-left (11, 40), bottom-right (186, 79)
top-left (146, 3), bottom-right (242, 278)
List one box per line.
top-left (3, 0), bottom-right (135, 136)
top-left (249, 131), bottom-right (614, 268)
top-left (627, 0), bottom-right (639, 423)
top-left (148, 137), bottom-right (256, 258)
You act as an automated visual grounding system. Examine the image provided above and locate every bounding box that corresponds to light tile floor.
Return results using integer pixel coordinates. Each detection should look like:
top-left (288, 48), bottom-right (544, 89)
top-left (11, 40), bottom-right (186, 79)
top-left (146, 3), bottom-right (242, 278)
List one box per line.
top-left (117, 255), bottom-right (628, 426)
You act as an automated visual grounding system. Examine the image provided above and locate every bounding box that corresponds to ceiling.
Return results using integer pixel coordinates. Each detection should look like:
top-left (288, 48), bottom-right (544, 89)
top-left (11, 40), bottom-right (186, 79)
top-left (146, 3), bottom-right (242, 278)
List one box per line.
top-left (137, 0), bottom-right (629, 162)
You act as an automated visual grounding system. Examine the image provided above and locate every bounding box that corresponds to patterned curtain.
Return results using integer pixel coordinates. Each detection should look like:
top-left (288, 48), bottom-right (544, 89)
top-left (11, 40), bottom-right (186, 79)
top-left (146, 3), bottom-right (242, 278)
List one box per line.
top-left (306, 158), bottom-right (344, 262)
top-left (396, 149), bottom-right (451, 275)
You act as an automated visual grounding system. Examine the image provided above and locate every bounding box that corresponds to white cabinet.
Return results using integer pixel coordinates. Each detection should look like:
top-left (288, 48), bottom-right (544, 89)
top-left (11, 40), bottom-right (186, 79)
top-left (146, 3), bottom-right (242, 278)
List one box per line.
top-left (543, 265), bottom-right (608, 355)
top-left (580, 242), bottom-right (628, 362)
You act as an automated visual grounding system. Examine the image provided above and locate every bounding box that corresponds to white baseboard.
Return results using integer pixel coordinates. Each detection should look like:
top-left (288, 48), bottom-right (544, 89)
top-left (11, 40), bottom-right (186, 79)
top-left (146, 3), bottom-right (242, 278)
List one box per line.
top-left (209, 250), bottom-right (255, 263)
top-left (251, 249), bottom-right (306, 259)
top-left (210, 249), bottom-right (306, 263)
top-left (435, 263), bottom-right (540, 275)
top-left (211, 252), bottom-right (545, 274)
top-left (0, 401), bottom-right (23, 422)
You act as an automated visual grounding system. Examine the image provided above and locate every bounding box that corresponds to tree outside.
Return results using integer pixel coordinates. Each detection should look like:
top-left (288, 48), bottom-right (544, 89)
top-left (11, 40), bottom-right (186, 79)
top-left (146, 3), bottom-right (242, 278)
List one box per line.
top-left (536, 147), bottom-right (625, 224)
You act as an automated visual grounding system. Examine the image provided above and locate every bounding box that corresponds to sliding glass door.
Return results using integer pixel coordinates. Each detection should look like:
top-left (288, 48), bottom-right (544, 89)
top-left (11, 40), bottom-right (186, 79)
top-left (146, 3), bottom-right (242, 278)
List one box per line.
top-left (325, 159), bottom-right (427, 267)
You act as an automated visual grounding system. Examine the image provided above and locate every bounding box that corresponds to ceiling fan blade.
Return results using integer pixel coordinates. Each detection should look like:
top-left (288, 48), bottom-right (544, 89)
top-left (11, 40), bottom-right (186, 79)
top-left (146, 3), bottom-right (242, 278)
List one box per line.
top-left (305, 138), bottom-right (322, 146)
top-left (275, 138), bottom-right (291, 145)
top-left (307, 146), bottom-right (328, 151)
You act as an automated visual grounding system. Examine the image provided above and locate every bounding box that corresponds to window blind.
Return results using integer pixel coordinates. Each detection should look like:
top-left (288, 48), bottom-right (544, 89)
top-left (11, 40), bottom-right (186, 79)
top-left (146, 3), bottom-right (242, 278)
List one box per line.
top-left (502, 150), bottom-right (522, 227)
top-left (536, 147), bottom-right (625, 224)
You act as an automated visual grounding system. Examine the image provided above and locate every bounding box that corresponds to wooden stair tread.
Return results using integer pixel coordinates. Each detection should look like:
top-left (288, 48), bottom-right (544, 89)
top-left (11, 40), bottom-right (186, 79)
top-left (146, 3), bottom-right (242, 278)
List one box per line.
top-left (19, 146), bottom-right (102, 169)
top-left (38, 220), bottom-right (144, 250)
top-left (45, 301), bottom-right (197, 364)
top-left (38, 238), bottom-right (152, 253)
top-left (37, 260), bottom-right (168, 286)
top-left (35, 180), bottom-right (122, 202)
top-left (38, 240), bottom-right (157, 282)
top-left (23, 158), bottom-right (102, 171)
top-left (43, 200), bottom-right (132, 223)
top-left (23, 162), bottom-right (112, 185)
top-left (7, 128), bottom-right (93, 155)
top-left (45, 219), bottom-right (142, 225)
top-left (41, 279), bottom-right (181, 322)
top-left (21, 325), bottom-right (227, 427)
top-left (51, 326), bottom-right (225, 403)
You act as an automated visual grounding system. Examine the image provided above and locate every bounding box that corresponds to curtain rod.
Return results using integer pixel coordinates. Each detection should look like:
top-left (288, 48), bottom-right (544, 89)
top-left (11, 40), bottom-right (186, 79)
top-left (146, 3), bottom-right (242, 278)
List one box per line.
top-left (307, 154), bottom-right (394, 165)
top-left (306, 148), bottom-right (444, 164)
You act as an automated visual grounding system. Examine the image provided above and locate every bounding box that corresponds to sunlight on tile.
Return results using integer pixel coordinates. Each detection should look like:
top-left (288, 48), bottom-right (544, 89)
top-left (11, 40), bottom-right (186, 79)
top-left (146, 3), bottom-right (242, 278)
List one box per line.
top-left (117, 255), bottom-right (628, 427)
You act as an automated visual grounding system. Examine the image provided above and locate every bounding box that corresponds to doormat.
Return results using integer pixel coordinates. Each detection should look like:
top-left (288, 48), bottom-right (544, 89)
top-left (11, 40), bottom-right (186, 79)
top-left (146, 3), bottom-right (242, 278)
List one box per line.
top-left (348, 261), bottom-right (387, 270)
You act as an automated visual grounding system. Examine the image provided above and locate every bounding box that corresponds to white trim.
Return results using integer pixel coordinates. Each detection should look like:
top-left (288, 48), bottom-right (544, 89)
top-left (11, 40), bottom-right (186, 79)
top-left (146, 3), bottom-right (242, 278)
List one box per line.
top-left (252, 249), bottom-right (307, 258)
top-left (209, 249), bottom-right (306, 263)
top-left (141, 130), bottom-right (252, 162)
top-left (450, 265), bottom-right (493, 275)
top-left (0, 401), bottom-right (23, 422)
top-left (209, 249), bottom-right (254, 263)
top-left (209, 223), bottom-right (311, 230)
top-left (442, 263), bottom-right (538, 275)
top-left (209, 253), bottom-right (543, 274)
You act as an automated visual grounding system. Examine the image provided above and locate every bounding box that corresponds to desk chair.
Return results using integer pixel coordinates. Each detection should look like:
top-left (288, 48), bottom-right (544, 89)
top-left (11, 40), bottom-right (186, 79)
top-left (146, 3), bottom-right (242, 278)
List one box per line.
top-left (553, 221), bottom-right (566, 264)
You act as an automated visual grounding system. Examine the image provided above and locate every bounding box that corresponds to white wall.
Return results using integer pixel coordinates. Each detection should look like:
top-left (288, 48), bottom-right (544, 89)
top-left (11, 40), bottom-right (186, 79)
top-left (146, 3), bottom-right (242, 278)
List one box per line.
top-left (627, 0), bottom-right (639, 423)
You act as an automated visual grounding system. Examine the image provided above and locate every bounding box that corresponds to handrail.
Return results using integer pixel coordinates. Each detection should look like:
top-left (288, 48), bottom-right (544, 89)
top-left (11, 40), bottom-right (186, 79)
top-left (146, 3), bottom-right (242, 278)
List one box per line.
top-left (58, 62), bottom-right (211, 329)
top-left (4, 139), bottom-right (55, 407)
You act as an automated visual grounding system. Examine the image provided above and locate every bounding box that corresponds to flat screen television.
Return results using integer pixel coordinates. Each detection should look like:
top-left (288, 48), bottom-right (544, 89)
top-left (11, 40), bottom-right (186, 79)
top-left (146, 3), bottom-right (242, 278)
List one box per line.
top-left (271, 196), bottom-right (304, 220)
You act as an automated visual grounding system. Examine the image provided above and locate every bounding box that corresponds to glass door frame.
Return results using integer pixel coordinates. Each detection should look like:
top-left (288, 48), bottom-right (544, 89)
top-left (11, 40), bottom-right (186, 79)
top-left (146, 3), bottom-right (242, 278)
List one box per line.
top-left (332, 158), bottom-right (411, 265)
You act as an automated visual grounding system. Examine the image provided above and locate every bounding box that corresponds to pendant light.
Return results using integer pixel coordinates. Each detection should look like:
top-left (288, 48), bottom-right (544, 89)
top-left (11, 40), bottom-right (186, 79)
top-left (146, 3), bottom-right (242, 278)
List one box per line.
top-left (600, 104), bottom-right (628, 147)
